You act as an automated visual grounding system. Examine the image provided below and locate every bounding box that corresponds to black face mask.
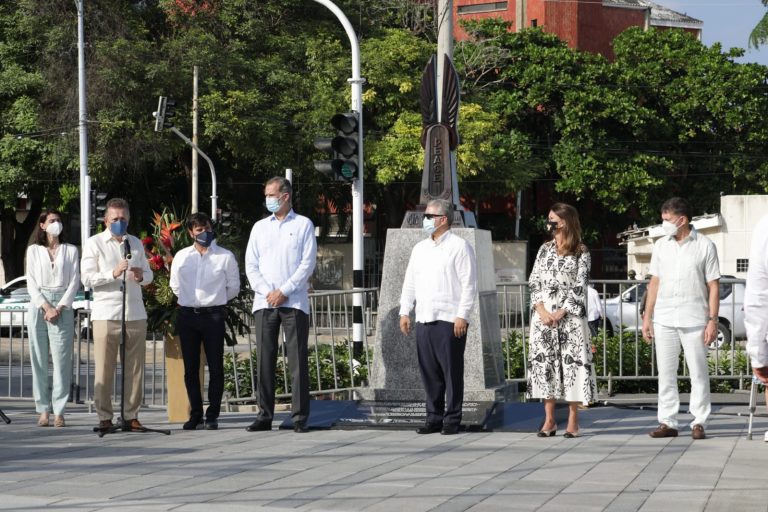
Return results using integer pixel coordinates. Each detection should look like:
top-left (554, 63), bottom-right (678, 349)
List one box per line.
top-left (195, 230), bottom-right (216, 248)
top-left (546, 221), bottom-right (559, 233)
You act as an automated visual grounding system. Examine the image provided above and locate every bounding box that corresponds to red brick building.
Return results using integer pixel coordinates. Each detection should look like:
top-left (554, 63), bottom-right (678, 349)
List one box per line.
top-left (454, 0), bottom-right (702, 59)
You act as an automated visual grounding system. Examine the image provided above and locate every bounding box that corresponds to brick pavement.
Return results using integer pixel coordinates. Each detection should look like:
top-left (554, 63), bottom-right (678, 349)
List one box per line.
top-left (1, 400), bottom-right (768, 511)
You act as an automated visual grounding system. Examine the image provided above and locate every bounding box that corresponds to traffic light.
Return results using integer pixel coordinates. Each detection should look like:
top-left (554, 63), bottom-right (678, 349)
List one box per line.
top-left (90, 190), bottom-right (107, 228)
top-left (313, 112), bottom-right (359, 183)
top-left (219, 209), bottom-right (232, 235)
top-left (152, 96), bottom-right (177, 132)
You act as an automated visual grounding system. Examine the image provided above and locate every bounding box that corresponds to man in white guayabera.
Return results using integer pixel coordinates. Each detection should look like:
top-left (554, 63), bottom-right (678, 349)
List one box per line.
top-left (399, 199), bottom-right (477, 436)
top-left (642, 197), bottom-right (720, 441)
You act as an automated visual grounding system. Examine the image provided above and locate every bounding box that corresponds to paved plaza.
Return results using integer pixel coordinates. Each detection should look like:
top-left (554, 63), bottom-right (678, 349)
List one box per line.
top-left (1, 398), bottom-right (768, 512)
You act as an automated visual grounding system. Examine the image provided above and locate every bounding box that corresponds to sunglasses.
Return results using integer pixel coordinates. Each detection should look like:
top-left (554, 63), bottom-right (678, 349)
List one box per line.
top-left (423, 213), bottom-right (446, 220)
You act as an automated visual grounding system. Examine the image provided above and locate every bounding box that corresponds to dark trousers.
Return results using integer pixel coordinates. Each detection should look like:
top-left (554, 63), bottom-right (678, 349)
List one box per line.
top-left (177, 307), bottom-right (226, 420)
top-left (254, 307), bottom-right (310, 422)
top-left (588, 318), bottom-right (601, 337)
top-left (416, 320), bottom-right (466, 426)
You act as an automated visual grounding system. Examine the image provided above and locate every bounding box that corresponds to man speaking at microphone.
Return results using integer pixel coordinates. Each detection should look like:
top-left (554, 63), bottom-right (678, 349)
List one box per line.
top-left (81, 198), bottom-right (153, 431)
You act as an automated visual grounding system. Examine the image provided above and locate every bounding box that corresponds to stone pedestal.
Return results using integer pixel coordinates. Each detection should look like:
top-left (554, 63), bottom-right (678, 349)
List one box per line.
top-left (360, 228), bottom-right (516, 425)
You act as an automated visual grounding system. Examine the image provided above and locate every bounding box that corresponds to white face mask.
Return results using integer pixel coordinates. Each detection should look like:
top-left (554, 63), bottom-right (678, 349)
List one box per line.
top-left (45, 221), bottom-right (63, 237)
top-left (422, 217), bottom-right (437, 235)
top-left (661, 219), bottom-right (679, 236)
top-left (265, 197), bottom-right (281, 213)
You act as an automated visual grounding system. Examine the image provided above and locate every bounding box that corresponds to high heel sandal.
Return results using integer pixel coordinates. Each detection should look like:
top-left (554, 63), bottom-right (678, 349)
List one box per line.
top-left (37, 413), bottom-right (50, 427)
top-left (537, 428), bottom-right (557, 437)
top-left (54, 415), bottom-right (65, 428)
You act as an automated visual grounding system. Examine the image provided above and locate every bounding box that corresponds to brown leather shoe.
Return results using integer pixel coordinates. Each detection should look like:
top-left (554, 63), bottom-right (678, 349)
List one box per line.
top-left (649, 423), bottom-right (678, 438)
top-left (126, 419), bottom-right (144, 431)
top-left (98, 419), bottom-right (113, 430)
top-left (692, 424), bottom-right (706, 440)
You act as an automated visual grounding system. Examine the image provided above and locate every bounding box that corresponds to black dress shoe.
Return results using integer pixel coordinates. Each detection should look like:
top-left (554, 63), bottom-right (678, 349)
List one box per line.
top-left (441, 424), bottom-right (460, 435)
top-left (204, 419), bottom-right (218, 430)
top-left (293, 421), bottom-right (309, 433)
top-left (183, 416), bottom-right (203, 430)
top-left (416, 423), bottom-right (443, 434)
top-left (245, 419), bottom-right (272, 432)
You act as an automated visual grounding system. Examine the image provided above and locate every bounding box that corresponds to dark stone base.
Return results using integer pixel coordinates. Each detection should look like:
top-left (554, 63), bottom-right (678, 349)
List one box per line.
top-left (279, 399), bottom-right (567, 432)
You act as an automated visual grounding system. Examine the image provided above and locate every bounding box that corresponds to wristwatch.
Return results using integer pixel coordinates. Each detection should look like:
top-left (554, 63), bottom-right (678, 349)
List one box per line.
top-left (707, 316), bottom-right (717, 322)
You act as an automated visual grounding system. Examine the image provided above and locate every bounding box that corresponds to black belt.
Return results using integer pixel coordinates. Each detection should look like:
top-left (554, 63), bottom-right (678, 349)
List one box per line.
top-left (180, 306), bottom-right (224, 314)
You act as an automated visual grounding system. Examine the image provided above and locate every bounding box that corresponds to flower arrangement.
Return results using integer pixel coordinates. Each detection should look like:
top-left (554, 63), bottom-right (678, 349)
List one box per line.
top-left (142, 209), bottom-right (190, 339)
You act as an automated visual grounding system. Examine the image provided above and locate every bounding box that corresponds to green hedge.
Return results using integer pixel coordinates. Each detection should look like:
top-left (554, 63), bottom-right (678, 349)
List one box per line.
top-left (223, 341), bottom-right (369, 398)
top-left (502, 329), bottom-right (751, 394)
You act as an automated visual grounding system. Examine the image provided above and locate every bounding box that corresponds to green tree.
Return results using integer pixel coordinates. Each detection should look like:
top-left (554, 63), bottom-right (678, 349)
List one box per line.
top-left (749, 0), bottom-right (768, 49)
top-left (457, 21), bottom-right (768, 225)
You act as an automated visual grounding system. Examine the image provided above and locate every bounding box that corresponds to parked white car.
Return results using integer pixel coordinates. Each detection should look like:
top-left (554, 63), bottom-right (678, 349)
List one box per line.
top-left (0, 276), bottom-right (89, 332)
top-left (603, 277), bottom-right (745, 349)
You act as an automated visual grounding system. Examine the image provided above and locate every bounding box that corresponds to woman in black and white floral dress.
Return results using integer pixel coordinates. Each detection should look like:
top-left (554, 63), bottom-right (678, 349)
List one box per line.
top-left (527, 203), bottom-right (597, 438)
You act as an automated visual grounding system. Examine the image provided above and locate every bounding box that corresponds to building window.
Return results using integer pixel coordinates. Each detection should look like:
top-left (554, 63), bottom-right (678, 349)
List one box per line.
top-left (737, 258), bottom-right (749, 273)
top-left (531, 19), bottom-right (537, 27)
top-left (457, 2), bottom-right (508, 15)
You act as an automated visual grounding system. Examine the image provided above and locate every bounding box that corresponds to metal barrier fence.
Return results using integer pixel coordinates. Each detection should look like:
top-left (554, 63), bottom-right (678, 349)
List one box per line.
top-left (0, 288), bottom-right (381, 407)
top-left (498, 278), bottom-right (751, 393)
top-left (0, 279), bottom-right (751, 406)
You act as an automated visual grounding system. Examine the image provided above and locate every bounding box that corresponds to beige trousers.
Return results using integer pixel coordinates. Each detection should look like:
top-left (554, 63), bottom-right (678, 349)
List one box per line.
top-left (92, 319), bottom-right (147, 421)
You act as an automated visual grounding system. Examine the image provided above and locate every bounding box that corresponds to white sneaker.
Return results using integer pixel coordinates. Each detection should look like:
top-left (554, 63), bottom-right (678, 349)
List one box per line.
top-left (763, 431), bottom-right (768, 442)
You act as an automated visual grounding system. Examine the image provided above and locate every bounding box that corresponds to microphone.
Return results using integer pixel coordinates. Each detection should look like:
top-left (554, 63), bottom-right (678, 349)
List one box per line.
top-left (124, 239), bottom-right (132, 260)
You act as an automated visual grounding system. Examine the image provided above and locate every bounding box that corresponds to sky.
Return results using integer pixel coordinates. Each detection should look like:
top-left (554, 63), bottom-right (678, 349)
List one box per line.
top-left (661, 0), bottom-right (768, 65)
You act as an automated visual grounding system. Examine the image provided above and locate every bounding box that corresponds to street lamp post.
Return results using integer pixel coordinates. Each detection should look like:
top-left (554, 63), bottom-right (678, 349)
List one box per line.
top-left (169, 127), bottom-right (218, 221)
top-left (311, 0), bottom-right (366, 355)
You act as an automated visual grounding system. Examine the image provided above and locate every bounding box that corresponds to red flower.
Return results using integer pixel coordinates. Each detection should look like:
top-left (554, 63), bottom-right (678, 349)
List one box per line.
top-left (149, 254), bottom-right (165, 271)
top-left (142, 236), bottom-right (154, 247)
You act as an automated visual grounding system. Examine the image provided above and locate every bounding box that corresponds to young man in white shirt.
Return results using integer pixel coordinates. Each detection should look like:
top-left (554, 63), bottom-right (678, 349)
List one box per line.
top-left (744, 214), bottom-right (768, 441)
top-left (399, 199), bottom-right (477, 435)
top-left (642, 197), bottom-right (720, 440)
top-left (170, 212), bottom-right (240, 431)
top-left (81, 198), bottom-right (153, 432)
top-left (244, 177), bottom-right (317, 433)
top-left (586, 284), bottom-right (603, 337)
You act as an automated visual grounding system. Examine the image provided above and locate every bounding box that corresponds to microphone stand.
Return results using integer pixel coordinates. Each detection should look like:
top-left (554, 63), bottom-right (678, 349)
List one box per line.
top-left (95, 237), bottom-right (170, 437)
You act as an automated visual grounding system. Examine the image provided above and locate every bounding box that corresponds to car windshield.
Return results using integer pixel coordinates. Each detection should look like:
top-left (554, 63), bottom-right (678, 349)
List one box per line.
top-left (719, 282), bottom-right (732, 300)
top-left (624, 284), bottom-right (646, 303)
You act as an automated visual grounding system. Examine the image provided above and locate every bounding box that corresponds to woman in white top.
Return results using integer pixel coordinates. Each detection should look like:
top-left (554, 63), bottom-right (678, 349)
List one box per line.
top-left (25, 209), bottom-right (80, 427)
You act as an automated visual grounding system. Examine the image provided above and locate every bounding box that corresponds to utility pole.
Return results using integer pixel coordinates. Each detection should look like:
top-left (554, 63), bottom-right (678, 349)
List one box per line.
top-left (311, 0), bottom-right (366, 355)
top-left (76, 0), bottom-right (90, 246)
top-left (192, 66), bottom-right (199, 214)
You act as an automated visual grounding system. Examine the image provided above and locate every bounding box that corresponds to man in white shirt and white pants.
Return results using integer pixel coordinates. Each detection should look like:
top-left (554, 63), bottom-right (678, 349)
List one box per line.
top-left (399, 199), bottom-right (477, 436)
top-left (744, 214), bottom-right (768, 440)
top-left (81, 198), bottom-right (153, 432)
top-left (642, 197), bottom-right (720, 440)
top-left (170, 212), bottom-right (240, 431)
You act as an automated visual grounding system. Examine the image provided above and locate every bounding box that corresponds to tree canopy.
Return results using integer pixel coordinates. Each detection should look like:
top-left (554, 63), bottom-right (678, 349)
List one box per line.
top-left (1, 1), bottom-right (767, 278)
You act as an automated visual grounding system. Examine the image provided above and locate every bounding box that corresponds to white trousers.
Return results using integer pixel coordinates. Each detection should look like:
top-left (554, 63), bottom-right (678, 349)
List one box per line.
top-left (654, 323), bottom-right (711, 429)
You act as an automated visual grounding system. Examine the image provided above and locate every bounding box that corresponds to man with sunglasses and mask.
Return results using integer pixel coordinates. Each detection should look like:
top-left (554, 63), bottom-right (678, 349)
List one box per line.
top-left (245, 176), bottom-right (317, 433)
top-left (399, 199), bottom-right (477, 435)
top-left (170, 212), bottom-right (240, 431)
top-left (642, 197), bottom-right (720, 440)
top-left (81, 198), bottom-right (153, 432)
